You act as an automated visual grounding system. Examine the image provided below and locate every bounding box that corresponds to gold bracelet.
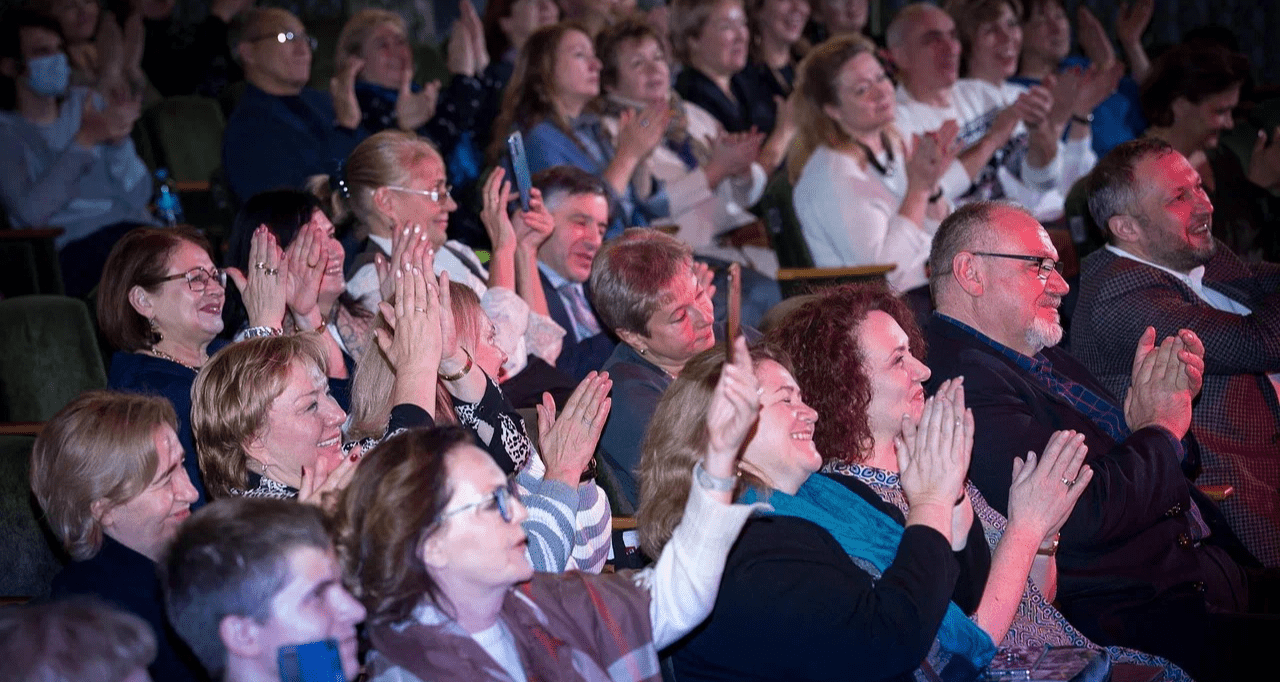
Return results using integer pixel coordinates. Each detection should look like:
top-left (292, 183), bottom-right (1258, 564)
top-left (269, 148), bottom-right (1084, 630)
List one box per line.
top-left (438, 349), bottom-right (473, 381)
top-left (1036, 534), bottom-right (1061, 556)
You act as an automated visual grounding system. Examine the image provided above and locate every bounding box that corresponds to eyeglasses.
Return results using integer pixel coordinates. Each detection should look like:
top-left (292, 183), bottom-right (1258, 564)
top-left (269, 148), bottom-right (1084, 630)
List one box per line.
top-left (971, 252), bottom-right (1064, 280)
top-left (157, 267), bottom-right (227, 292)
top-left (385, 184), bottom-right (453, 204)
top-left (433, 475), bottom-right (521, 527)
top-left (250, 31), bottom-right (318, 51)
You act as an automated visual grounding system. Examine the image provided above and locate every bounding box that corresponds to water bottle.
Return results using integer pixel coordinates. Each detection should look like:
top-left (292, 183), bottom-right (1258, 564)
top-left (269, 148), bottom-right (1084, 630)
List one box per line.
top-left (154, 168), bottom-right (185, 226)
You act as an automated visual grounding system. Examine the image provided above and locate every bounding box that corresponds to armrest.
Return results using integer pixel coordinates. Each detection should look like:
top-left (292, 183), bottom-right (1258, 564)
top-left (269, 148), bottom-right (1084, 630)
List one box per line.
top-left (1197, 484), bottom-right (1234, 502)
top-left (0, 422), bottom-right (45, 436)
top-left (776, 264), bottom-right (897, 281)
top-left (612, 516), bottom-right (638, 530)
top-left (0, 228), bottom-right (64, 241)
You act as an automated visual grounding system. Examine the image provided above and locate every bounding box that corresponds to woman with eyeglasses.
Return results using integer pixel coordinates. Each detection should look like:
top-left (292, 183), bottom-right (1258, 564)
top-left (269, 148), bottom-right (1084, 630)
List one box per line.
top-left (100, 226), bottom-right (247, 507)
top-left (315, 129), bottom-right (573, 407)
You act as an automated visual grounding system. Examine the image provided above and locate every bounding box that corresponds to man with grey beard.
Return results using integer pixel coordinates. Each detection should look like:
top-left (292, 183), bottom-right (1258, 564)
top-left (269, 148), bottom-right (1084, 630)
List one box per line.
top-left (923, 199), bottom-right (1280, 682)
top-left (1072, 137), bottom-right (1280, 569)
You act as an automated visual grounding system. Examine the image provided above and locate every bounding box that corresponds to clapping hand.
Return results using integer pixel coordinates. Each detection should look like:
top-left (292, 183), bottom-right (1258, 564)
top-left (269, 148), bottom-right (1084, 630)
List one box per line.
top-left (226, 225), bottom-right (287, 329)
top-left (537, 372), bottom-right (613, 485)
top-left (375, 260), bottom-right (444, 379)
top-left (897, 378), bottom-right (973, 511)
top-left (1122, 327), bottom-right (1199, 438)
top-left (377, 222), bottom-right (432, 304)
top-left (616, 103), bottom-right (672, 162)
top-left (1007, 430), bottom-right (1092, 546)
top-left (396, 66), bottom-right (441, 131)
top-left (330, 57), bottom-right (365, 130)
top-left (299, 443), bottom-right (362, 511)
top-left (284, 222), bottom-right (327, 330)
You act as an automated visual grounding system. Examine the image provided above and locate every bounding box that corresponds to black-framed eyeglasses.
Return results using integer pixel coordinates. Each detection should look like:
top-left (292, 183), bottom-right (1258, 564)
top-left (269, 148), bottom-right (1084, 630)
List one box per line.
top-left (250, 31), bottom-right (318, 51)
top-left (433, 475), bottom-right (521, 527)
top-left (385, 184), bottom-right (453, 204)
top-left (157, 267), bottom-right (227, 292)
top-left (971, 252), bottom-right (1064, 280)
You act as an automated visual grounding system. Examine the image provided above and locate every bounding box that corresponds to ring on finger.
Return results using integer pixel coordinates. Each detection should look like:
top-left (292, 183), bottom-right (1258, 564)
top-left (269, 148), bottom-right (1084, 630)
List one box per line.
top-left (1061, 476), bottom-right (1076, 487)
top-left (413, 306), bottom-right (427, 313)
top-left (254, 261), bottom-right (266, 270)
top-left (265, 267), bottom-right (279, 276)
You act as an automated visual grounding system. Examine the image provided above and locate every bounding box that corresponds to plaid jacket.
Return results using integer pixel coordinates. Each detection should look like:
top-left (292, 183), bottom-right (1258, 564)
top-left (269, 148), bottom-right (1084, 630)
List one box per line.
top-left (1071, 243), bottom-right (1280, 566)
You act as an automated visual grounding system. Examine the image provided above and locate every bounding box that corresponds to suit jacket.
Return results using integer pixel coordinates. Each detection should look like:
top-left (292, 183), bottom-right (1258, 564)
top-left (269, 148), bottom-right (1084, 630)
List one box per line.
top-left (924, 315), bottom-right (1252, 653)
top-left (538, 269), bottom-right (616, 382)
top-left (1071, 244), bottom-right (1280, 566)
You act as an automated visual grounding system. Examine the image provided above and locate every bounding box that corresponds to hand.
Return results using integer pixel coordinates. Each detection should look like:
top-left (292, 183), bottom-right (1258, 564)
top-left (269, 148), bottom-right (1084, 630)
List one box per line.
top-left (537, 371), bottom-right (613, 484)
top-left (76, 97), bottom-right (120, 147)
top-left (121, 9), bottom-right (146, 73)
top-left (1007, 430), bottom-right (1092, 543)
top-left (704, 336), bottom-right (760, 477)
top-left (481, 167), bottom-right (518, 252)
top-left (330, 57), bottom-right (365, 130)
top-left (1123, 327), bottom-right (1195, 438)
top-left (435, 269), bottom-right (467, 373)
top-left (513, 187), bottom-right (555, 250)
top-left (896, 378), bottom-right (973, 509)
top-left (375, 262), bottom-right (444, 378)
top-left (461, 0), bottom-right (489, 75)
top-left (298, 445), bottom-right (362, 511)
top-left (906, 120), bottom-right (960, 194)
top-left (226, 226), bottom-right (287, 329)
top-left (378, 222), bottom-right (431, 303)
top-left (1076, 6), bottom-right (1116, 69)
top-left (1013, 85), bottom-right (1054, 129)
top-left (1175, 328), bottom-right (1205, 397)
top-left (395, 68), bottom-right (440, 131)
top-left (691, 260), bottom-right (716, 300)
top-left (284, 222), bottom-right (326, 328)
top-left (615, 103), bottom-right (671, 162)
top-left (1247, 127), bottom-right (1280, 191)
top-left (1115, 0), bottom-right (1154, 49)
top-left (704, 130), bottom-right (764, 187)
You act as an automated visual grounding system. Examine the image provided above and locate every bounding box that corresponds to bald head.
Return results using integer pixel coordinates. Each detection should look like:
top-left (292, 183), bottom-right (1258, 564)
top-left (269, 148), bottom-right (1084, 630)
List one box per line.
top-left (887, 3), bottom-right (961, 94)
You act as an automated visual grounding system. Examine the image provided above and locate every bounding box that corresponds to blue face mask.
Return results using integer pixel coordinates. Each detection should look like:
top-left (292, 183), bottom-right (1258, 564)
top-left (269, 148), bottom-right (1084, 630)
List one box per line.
top-left (26, 53), bottom-right (70, 97)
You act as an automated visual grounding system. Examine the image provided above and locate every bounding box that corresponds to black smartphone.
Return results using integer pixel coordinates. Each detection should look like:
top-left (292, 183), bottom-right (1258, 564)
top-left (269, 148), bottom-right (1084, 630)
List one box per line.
top-left (278, 639), bottom-right (346, 682)
top-left (726, 262), bottom-right (741, 361)
top-left (506, 131), bottom-right (533, 212)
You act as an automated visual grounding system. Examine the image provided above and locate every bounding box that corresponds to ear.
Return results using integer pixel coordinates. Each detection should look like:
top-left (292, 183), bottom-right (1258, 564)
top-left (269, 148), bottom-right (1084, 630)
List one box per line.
top-left (418, 530), bottom-right (449, 570)
top-left (372, 186), bottom-right (397, 219)
top-left (950, 251), bottom-right (984, 297)
top-left (822, 103), bottom-right (843, 128)
top-left (235, 41), bottom-right (255, 69)
top-left (1107, 214), bottom-right (1141, 244)
top-left (1170, 96), bottom-right (1191, 123)
top-left (128, 284), bottom-right (154, 319)
top-left (0, 56), bottom-right (19, 79)
top-left (90, 498), bottom-right (114, 530)
top-left (219, 614), bottom-right (265, 660)
top-left (614, 327), bottom-right (647, 353)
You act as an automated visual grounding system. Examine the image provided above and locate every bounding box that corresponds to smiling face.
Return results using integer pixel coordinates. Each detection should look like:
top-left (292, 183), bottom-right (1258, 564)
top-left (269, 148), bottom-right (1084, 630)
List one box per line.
top-left (757, 0), bottom-right (811, 47)
top-left (540, 192), bottom-right (608, 283)
top-left (552, 29), bottom-right (602, 110)
top-left (609, 36), bottom-right (671, 104)
top-left (136, 239), bottom-right (225, 349)
top-left (251, 546), bottom-right (367, 680)
top-left (620, 262), bottom-right (716, 374)
top-left (741, 359), bottom-right (821, 493)
top-left (97, 424), bottom-right (198, 562)
top-left (975, 208), bottom-right (1070, 355)
top-left (239, 11), bottom-right (312, 94)
top-left (890, 6), bottom-right (961, 92)
top-left (358, 21), bottom-right (411, 89)
top-left (816, 0), bottom-right (868, 35)
top-left (250, 360), bottom-right (346, 487)
top-left (1020, 0), bottom-right (1070, 65)
top-left (380, 151), bottom-right (456, 249)
top-left (304, 210), bottom-right (347, 302)
top-left (688, 0), bottom-right (750, 78)
top-left (1127, 151), bottom-right (1216, 272)
top-left (857, 310), bottom-right (932, 442)
top-left (1173, 86), bottom-right (1240, 152)
top-left (967, 2), bottom-right (1022, 83)
top-left (823, 51), bottom-right (895, 138)
top-left (423, 445), bottom-right (533, 609)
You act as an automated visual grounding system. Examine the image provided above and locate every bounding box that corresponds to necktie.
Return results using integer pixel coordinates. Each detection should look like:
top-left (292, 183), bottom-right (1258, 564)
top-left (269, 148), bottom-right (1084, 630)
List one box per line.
top-left (559, 283), bottom-right (602, 341)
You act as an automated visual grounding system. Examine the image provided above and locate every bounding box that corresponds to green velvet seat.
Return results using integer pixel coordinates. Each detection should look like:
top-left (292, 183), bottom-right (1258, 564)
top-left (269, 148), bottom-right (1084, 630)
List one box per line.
top-left (0, 434), bottom-right (63, 600)
top-left (0, 296), bottom-right (107, 423)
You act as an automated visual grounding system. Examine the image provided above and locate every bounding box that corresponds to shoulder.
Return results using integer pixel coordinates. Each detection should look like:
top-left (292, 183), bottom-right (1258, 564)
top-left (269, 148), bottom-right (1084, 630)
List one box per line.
top-left (108, 352), bottom-right (194, 395)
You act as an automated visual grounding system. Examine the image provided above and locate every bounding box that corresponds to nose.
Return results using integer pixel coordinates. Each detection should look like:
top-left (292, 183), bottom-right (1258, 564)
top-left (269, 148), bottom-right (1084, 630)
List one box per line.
top-left (322, 394), bottom-right (346, 427)
top-left (1194, 188), bottom-right (1214, 215)
top-left (796, 401), bottom-right (819, 424)
top-left (509, 494), bottom-right (530, 525)
top-left (909, 354), bottom-right (932, 382)
top-left (175, 466), bottom-right (199, 505)
top-left (1045, 267), bottom-right (1070, 295)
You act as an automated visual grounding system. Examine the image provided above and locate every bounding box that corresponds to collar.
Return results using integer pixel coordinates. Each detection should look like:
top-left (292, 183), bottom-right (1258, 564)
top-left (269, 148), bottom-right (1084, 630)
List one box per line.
top-left (933, 312), bottom-right (1053, 374)
top-left (1104, 244), bottom-right (1206, 290)
top-left (537, 261), bottom-right (574, 290)
top-left (369, 233), bottom-right (392, 256)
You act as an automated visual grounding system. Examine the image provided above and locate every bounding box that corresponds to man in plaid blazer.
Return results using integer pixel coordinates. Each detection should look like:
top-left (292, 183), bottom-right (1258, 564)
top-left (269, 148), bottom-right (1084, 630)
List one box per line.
top-left (1073, 138), bottom-right (1280, 568)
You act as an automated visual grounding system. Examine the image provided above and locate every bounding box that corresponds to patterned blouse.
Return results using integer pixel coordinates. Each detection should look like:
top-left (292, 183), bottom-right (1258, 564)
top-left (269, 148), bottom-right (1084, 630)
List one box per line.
top-left (822, 461), bottom-right (1192, 682)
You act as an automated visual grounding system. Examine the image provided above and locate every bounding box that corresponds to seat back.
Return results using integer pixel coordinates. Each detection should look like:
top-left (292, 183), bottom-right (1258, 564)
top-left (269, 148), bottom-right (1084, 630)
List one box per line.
top-left (138, 96), bottom-right (227, 184)
top-left (0, 296), bottom-right (108, 422)
top-left (758, 170), bottom-right (817, 269)
top-left (0, 434), bottom-right (64, 600)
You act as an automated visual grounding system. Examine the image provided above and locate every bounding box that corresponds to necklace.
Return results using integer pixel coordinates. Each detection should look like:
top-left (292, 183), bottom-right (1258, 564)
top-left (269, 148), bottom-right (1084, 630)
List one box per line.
top-left (850, 132), bottom-right (895, 177)
top-left (146, 347), bottom-right (205, 371)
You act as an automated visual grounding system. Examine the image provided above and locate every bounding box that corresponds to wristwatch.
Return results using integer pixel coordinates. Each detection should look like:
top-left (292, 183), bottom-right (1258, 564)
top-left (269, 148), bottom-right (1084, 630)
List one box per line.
top-left (694, 461), bottom-right (738, 492)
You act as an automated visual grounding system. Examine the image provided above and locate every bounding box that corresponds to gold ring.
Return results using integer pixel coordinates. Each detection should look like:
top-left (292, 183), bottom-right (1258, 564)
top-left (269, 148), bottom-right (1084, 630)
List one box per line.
top-left (1061, 477), bottom-right (1076, 487)
top-left (413, 306), bottom-right (427, 313)
top-left (254, 262), bottom-right (266, 270)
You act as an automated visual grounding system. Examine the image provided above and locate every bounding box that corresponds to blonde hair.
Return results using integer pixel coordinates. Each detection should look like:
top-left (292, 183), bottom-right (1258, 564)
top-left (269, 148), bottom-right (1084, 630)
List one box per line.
top-left (788, 33), bottom-right (901, 183)
top-left (336, 8), bottom-right (408, 74)
top-left (191, 334), bottom-right (329, 499)
top-left (30, 391), bottom-right (177, 561)
top-left (348, 282), bottom-right (483, 440)
top-left (309, 130), bottom-right (442, 240)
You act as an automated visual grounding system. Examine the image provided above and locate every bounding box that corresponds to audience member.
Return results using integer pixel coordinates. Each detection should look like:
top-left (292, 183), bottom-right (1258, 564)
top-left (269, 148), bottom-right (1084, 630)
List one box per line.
top-left (349, 276), bottom-right (614, 572)
top-left (1013, 0), bottom-right (1152, 157)
top-left (221, 7), bottom-right (368, 203)
top-left (888, 3), bottom-right (1064, 219)
top-left (191, 264), bottom-right (439, 503)
top-left (483, 0), bottom-right (560, 86)
top-left (1141, 42), bottom-right (1280, 262)
top-left (739, 0), bottom-right (808, 138)
top-left (37, 0), bottom-right (145, 94)
top-left (99, 227), bottom-right (234, 506)
top-left (30, 390), bottom-right (206, 682)
top-left (1074, 137), bottom-right (1280, 567)
top-left (334, 413), bottom-right (755, 681)
top-left (532, 166), bottom-right (618, 380)
top-left (806, 0), bottom-right (869, 44)
top-left (320, 130), bottom-right (568, 397)
top-left (597, 18), bottom-right (776, 276)
top-left (1, 597), bottom-right (157, 682)
top-left (925, 199), bottom-right (1280, 682)
top-left (768, 283), bottom-right (1191, 680)
top-left (493, 21), bottom-right (669, 234)
top-left (789, 34), bottom-right (959, 308)
top-left (0, 8), bottom-right (154, 298)
top-left (139, 0), bottom-right (248, 98)
top-left (641, 342), bottom-right (1000, 681)
top-left (163, 498), bottom-right (366, 682)
top-left (591, 228), bottom-right (721, 511)
top-left (671, 0), bottom-right (795, 171)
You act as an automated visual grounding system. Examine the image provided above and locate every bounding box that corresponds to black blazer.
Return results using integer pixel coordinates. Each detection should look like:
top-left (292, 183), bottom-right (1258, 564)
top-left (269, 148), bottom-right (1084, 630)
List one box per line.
top-left (539, 269), bottom-right (617, 382)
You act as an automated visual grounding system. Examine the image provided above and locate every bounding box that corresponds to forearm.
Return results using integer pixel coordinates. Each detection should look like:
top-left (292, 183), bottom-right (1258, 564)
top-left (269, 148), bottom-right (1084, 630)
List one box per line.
top-left (602, 149), bottom-right (643, 198)
top-left (486, 244), bottom-right (516, 291)
top-left (1029, 553), bottom-right (1057, 602)
top-left (973, 525), bottom-right (1040, 644)
top-left (1121, 40), bottom-right (1151, 83)
top-left (957, 130), bottom-right (1009, 180)
top-left (897, 186), bottom-right (933, 228)
top-left (904, 502), bottom-right (954, 546)
top-left (514, 246), bottom-right (551, 317)
top-left (517, 470), bottom-right (579, 572)
top-left (757, 126), bottom-right (793, 172)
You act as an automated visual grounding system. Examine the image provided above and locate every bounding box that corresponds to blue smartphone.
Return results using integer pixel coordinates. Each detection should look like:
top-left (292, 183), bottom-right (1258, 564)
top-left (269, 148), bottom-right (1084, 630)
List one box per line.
top-left (506, 131), bottom-right (533, 212)
top-left (278, 639), bottom-right (346, 682)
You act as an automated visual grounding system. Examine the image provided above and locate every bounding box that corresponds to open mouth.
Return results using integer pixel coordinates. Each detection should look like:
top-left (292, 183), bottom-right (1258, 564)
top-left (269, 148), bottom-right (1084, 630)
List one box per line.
top-left (199, 303), bottom-right (222, 315)
top-left (317, 434), bottom-right (342, 449)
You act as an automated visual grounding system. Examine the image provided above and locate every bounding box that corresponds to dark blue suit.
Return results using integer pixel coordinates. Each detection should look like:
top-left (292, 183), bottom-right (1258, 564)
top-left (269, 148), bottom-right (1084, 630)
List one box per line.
top-left (539, 268), bottom-right (616, 382)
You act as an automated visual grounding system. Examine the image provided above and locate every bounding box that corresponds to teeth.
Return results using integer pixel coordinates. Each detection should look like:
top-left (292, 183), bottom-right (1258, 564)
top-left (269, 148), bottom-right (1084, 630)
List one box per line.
top-left (790, 432), bottom-right (812, 440)
top-left (318, 436), bottom-right (340, 447)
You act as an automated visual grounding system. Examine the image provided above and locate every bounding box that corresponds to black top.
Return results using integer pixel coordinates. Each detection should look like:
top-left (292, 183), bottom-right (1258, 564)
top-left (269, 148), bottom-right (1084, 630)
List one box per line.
top-left (674, 67), bottom-right (778, 134)
top-left (50, 535), bottom-right (209, 682)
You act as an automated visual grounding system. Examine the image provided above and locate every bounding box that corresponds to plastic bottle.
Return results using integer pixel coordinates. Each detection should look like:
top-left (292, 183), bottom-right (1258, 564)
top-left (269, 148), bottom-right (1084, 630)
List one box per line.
top-left (154, 168), bottom-right (185, 226)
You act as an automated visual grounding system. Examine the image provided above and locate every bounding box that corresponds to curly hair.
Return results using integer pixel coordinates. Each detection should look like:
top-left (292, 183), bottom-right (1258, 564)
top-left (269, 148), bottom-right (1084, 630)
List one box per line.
top-left (764, 283), bottom-right (924, 464)
top-left (333, 426), bottom-right (467, 627)
top-left (637, 344), bottom-right (784, 559)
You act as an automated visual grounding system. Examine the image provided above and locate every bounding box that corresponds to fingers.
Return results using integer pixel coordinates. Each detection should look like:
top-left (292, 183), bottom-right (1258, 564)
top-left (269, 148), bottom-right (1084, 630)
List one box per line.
top-left (1131, 326), bottom-right (1157, 382)
top-left (226, 267), bottom-right (247, 291)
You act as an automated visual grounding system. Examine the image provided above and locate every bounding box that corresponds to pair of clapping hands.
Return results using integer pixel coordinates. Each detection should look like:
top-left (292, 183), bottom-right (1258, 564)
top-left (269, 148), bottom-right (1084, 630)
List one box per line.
top-left (227, 222), bottom-right (342, 333)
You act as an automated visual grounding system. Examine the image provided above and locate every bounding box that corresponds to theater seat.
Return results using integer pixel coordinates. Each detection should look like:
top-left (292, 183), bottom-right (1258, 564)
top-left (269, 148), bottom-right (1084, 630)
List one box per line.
top-left (0, 296), bottom-right (107, 423)
top-left (0, 434), bottom-right (63, 601)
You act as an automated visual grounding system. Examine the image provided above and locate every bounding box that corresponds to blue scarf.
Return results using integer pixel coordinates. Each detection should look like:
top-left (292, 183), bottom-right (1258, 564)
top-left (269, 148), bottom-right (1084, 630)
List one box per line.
top-left (743, 475), bottom-right (996, 675)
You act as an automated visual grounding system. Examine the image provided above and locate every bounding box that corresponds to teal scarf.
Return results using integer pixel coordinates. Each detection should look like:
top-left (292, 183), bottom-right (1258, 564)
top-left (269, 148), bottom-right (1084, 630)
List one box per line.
top-left (742, 475), bottom-right (996, 673)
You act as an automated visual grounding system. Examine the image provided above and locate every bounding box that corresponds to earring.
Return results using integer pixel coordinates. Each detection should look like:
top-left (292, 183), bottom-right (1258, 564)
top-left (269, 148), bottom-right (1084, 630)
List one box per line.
top-left (637, 347), bottom-right (646, 355)
top-left (148, 317), bottom-right (163, 344)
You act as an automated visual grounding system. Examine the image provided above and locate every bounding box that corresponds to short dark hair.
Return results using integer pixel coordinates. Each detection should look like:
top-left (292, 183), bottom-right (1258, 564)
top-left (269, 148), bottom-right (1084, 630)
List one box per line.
top-left (532, 165), bottom-right (610, 211)
top-left (0, 8), bottom-right (65, 110)
top-left (226, 189), bottom-right (324, 272)
top-left (927, 200), bottom-right (1026, 296)
top-left (164, 497), bottom-right (334, 679)
top-left (1140, 43), bottom-right (1250, 128)
top-left (1085, 137), bottom-right (1175, 240)
top-left (96, 226), bottom-right (214, 352)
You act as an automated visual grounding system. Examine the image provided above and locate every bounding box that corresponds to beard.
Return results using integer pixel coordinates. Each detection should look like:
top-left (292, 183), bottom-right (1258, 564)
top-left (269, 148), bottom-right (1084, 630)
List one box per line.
top-left (1025, 317), bottom-right (1064, 352)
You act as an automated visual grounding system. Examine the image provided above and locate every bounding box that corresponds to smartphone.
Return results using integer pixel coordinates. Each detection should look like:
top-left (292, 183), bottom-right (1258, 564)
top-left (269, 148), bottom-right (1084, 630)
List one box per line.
top-left (725, 262), bottom-right (741, 361)
top-left (506, 131), bottom-right (533, 212)
top-left (278, 639), bottom-right (346, 682)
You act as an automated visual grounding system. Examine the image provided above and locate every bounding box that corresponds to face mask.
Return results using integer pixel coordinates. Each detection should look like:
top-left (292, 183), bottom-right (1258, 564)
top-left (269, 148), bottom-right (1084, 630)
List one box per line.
top-left (26, 53), bottom-right (70, 97)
